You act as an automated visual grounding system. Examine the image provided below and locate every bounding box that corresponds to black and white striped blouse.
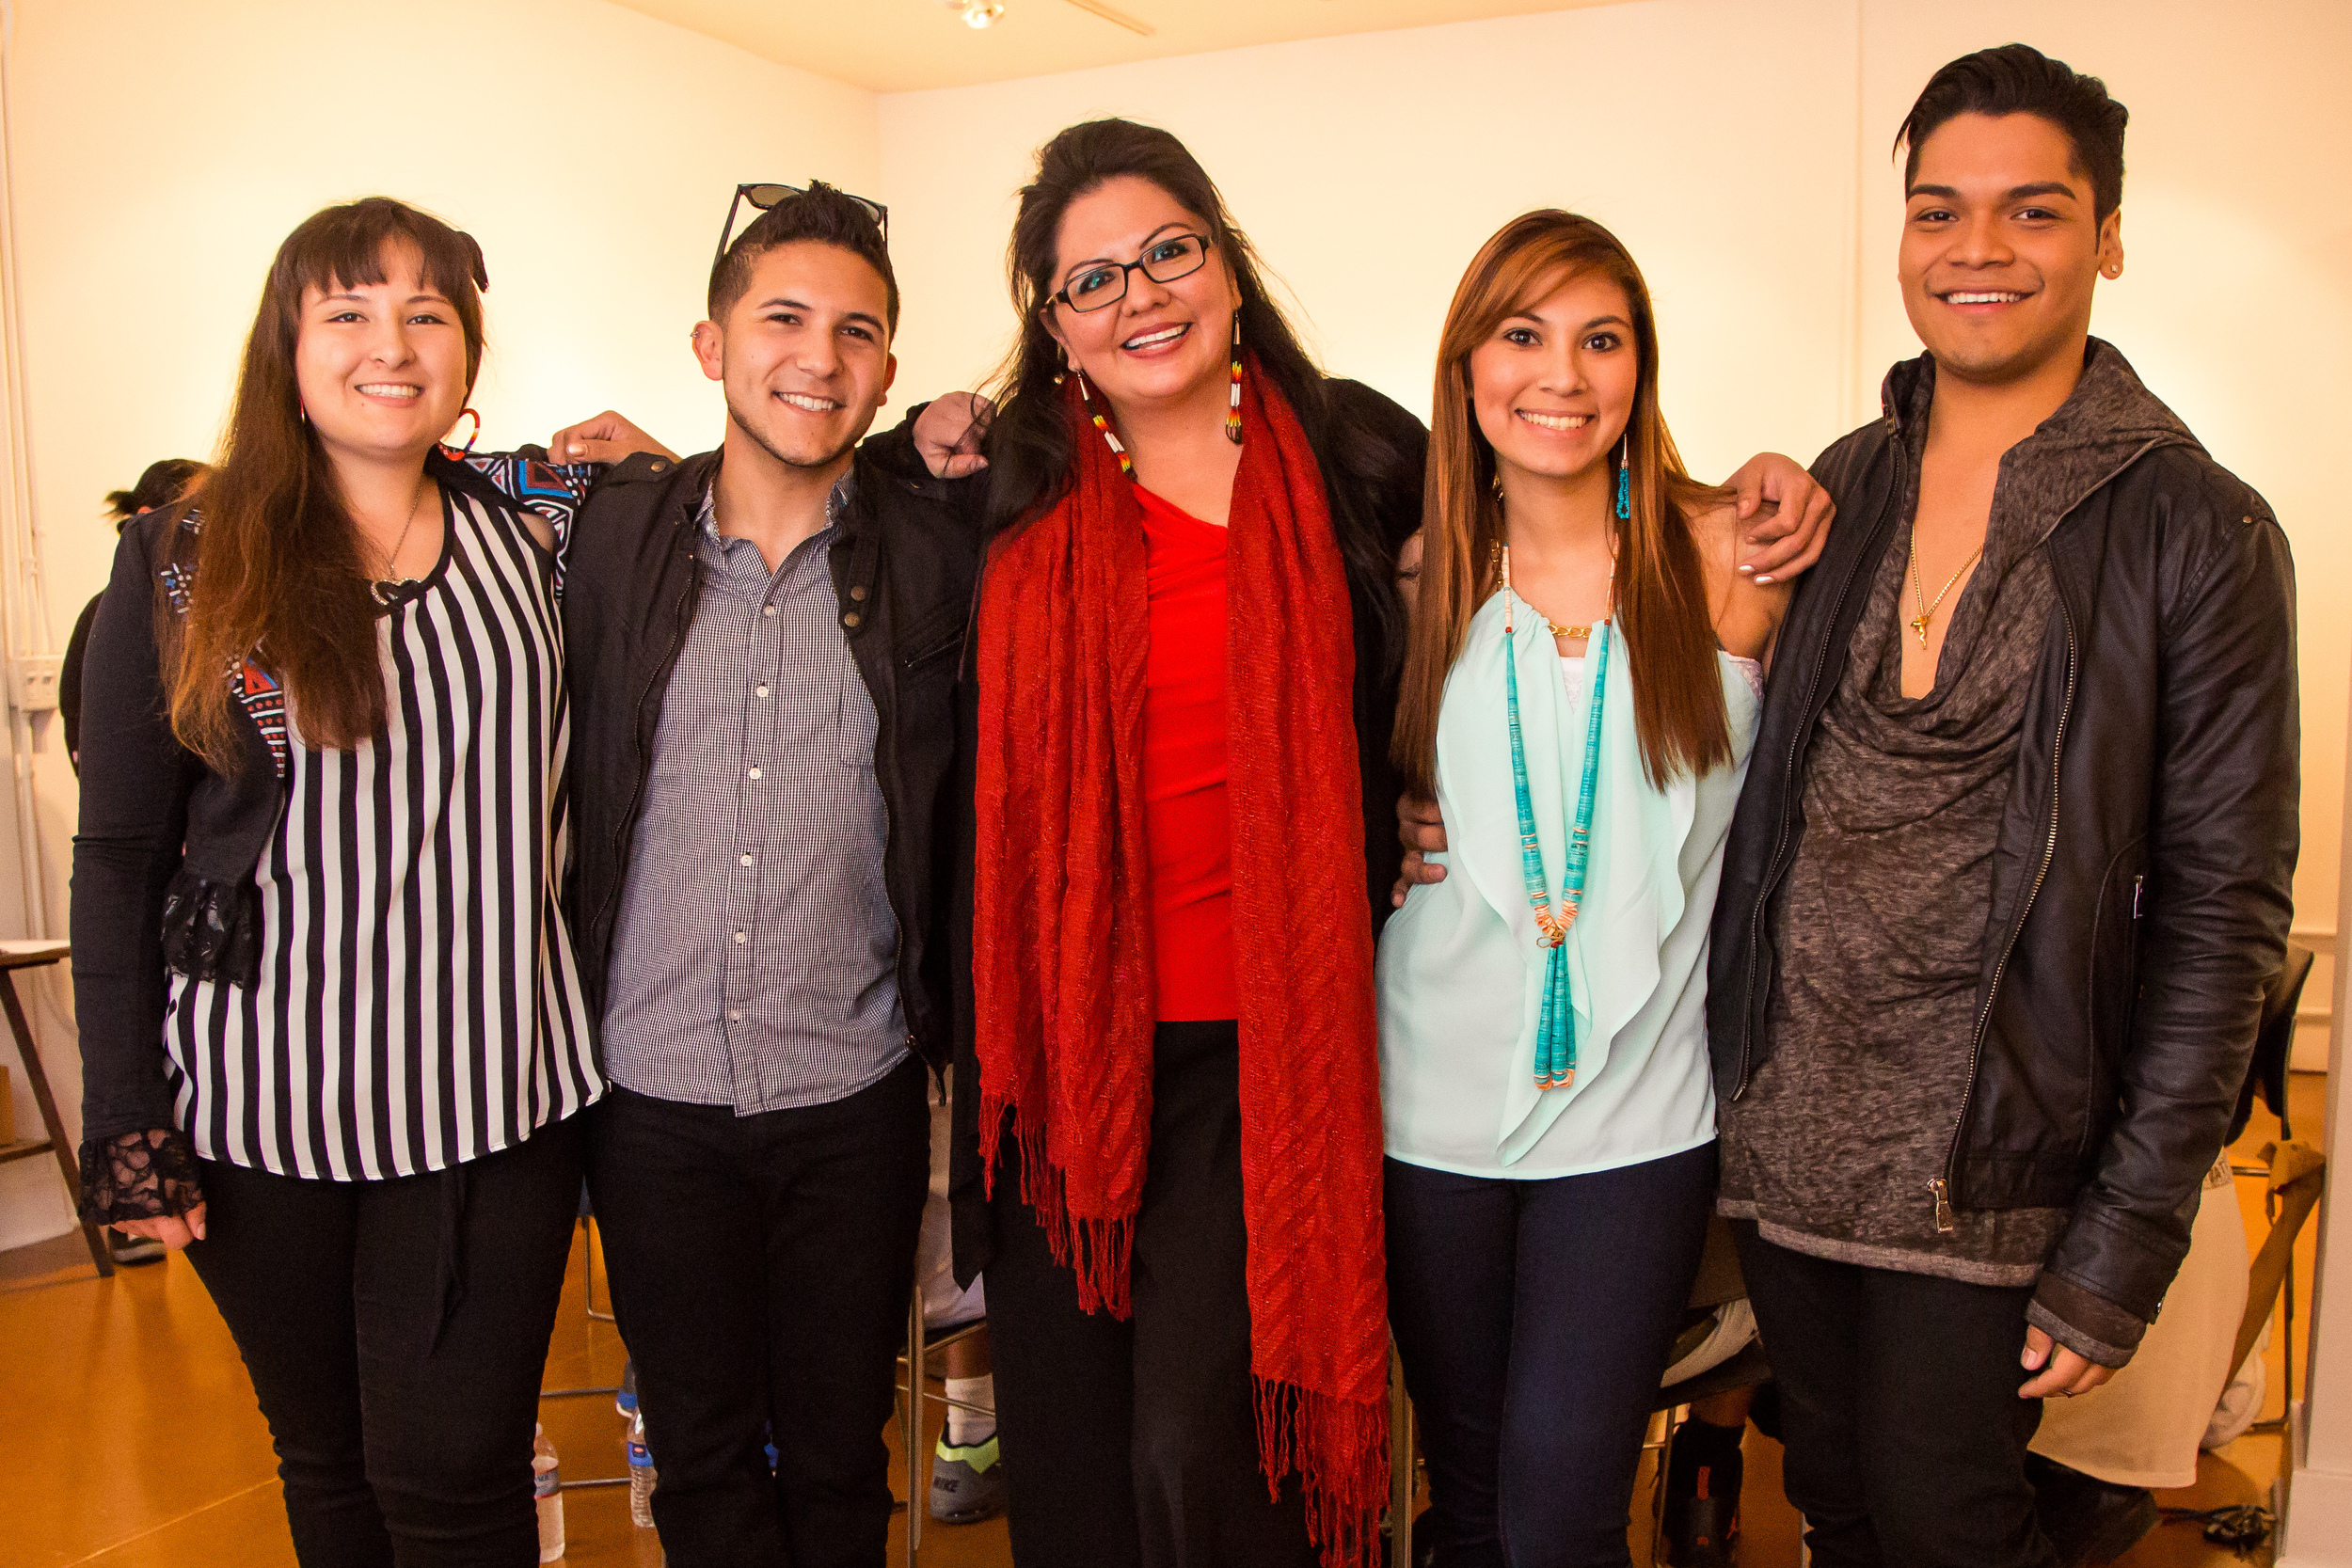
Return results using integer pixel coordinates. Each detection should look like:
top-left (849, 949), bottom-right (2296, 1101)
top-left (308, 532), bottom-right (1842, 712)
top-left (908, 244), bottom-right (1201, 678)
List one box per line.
top-left (162, 488), bottom-right (602, 1180)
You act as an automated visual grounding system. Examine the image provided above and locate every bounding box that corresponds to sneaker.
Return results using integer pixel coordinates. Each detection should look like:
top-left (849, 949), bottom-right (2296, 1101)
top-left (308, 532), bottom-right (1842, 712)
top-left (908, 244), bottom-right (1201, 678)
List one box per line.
top-left (929, 1432), bottom-right (1006, 1524)
top-left (106, 1228), bottom-right (167, 1266)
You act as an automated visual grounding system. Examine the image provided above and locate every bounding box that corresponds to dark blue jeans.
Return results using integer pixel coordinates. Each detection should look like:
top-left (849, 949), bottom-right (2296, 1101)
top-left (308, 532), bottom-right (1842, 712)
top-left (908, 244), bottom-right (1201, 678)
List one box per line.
top-left (1386, 1142), bottom-right (1717, 1568)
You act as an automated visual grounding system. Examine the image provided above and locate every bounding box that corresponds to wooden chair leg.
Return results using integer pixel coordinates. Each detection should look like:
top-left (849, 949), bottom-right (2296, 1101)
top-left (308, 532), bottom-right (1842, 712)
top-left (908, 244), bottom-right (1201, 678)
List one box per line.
top-left (1, 972), bottom-right (110, 1277)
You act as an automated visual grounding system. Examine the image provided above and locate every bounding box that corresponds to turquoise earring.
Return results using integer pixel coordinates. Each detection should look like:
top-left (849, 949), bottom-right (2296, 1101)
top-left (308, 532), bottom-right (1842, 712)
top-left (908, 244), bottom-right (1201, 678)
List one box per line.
top-left (1615, 443), bottom-right (1631, 521)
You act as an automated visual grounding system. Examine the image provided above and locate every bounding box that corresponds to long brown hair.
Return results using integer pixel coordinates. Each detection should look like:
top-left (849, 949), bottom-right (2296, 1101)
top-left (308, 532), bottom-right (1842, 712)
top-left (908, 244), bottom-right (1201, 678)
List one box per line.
top-left (1394, 211), bottom-right (1729, 794)
top-left (166, 198), bottom-right (487, 770)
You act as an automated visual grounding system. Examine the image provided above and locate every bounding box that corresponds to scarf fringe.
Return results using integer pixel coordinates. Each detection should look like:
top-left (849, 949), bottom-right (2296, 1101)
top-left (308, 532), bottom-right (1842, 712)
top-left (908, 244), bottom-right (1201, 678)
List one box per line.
top-left (981, 1089), bottom-right (1137, 1320)
top-left (1254, 1375), bottom-right (1388, 1568)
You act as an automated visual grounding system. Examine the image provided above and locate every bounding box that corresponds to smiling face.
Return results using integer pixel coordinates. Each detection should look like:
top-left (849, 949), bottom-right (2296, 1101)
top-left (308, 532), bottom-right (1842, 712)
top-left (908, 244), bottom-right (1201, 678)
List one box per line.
top-left (1043, 174), bottom-right (1239, 415)
top-left (1899, 111), bottom-right (2123, 388)
top-left (293, 241), bottom-right (471, 467)
top-left (1469, 268), bottom-right (1640, 489)
top-left (694, 239), bottom-right (898, 471)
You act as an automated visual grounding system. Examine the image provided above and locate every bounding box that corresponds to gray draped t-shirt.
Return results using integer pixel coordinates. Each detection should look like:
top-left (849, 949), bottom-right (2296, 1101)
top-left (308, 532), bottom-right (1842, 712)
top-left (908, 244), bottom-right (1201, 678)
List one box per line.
top-left (1717, 389), bottom-right (2069, 1284)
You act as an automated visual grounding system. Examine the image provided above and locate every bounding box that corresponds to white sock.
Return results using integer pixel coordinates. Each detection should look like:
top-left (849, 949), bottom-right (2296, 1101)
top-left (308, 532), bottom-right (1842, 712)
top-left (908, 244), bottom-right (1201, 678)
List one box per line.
top-left (945, 1373), bottom-right (996, 1447)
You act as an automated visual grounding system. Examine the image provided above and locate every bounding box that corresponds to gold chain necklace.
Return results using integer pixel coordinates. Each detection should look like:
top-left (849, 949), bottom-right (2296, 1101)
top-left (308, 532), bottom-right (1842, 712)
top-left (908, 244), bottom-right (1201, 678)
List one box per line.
top-left (1907, 529), bottom-right (1984, 646)
top-left (1490, 534), bottom-right (1615, 641)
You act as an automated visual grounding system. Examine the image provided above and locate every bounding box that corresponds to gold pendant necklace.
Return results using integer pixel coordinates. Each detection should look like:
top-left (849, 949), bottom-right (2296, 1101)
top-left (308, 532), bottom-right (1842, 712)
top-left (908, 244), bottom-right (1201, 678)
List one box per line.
top-left (1907, 530), bottom-right (1984, 647)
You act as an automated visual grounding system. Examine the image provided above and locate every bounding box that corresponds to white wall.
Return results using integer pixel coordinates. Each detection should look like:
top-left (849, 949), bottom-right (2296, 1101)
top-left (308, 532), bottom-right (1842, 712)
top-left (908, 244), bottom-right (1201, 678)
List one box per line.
top-left (0, 0), bottom-right (878, 1247)
top-left (878, 0), bottom-right (2352, 1043)
top-left (879, 0), bottom-right (1864, 499)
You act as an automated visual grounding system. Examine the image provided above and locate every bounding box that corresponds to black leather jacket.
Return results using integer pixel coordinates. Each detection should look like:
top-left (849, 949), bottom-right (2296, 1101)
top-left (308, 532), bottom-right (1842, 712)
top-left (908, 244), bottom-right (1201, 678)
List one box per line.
top-left (554, 446), bottom-right (980, 1075)
top-left (1708, 344), bottom-right (2298, 1332)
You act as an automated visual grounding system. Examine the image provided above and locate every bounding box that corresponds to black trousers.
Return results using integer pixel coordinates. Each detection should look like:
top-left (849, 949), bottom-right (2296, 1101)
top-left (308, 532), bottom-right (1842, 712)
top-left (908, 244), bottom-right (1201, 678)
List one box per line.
top-left (186, 1118), bottom-right (586, 1568)
top-left (1386, 1144), bottom-right (1718, 1568)
top-left (1729, 1222), bottom-right (2060, 1568)
top-left (985, 1019), bottom-right (1317, 1568)
top-left (585, 1060), bottom-right (930, 1568)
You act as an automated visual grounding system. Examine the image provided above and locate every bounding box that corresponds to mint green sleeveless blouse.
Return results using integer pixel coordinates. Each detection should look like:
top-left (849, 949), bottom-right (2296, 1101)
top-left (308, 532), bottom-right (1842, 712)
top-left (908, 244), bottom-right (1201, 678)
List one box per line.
top-left (1375, 590), bottom-right (1761, 1177)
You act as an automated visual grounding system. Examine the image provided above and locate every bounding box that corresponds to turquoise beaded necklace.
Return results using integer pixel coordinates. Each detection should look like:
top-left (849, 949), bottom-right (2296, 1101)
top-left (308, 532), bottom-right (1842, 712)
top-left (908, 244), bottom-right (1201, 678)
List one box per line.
top-left (1498, 542), bottom-right (1612, 1091)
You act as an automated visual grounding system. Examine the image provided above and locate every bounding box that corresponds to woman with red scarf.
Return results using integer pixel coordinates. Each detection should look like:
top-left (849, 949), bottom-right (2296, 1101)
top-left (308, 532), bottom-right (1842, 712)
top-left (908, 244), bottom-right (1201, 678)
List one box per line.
top-left (931, 119), bottom-right (1419, 1568)
top-left (880, 120), bottom-right (1833, 1568)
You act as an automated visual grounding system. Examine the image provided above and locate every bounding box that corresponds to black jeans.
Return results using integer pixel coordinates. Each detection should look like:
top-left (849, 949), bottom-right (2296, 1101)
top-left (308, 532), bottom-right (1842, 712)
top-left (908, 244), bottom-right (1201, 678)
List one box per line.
top-left (186, 1118), bottom-right (585, 1568)
top-left (1386, 1144), bottom-right (1718, 1568)
top-left (984, 1019), bottom-right (1316, 1568)
top-left (585, 1059), bottom-right (930, 1568)
top-left (1729, 1223), bottom-right (2060, 1568)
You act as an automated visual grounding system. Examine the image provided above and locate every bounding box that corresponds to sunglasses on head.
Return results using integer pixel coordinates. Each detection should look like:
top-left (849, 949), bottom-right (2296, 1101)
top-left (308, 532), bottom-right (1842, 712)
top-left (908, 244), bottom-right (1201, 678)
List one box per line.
top-left (715, 182), bottom-right (890, 272)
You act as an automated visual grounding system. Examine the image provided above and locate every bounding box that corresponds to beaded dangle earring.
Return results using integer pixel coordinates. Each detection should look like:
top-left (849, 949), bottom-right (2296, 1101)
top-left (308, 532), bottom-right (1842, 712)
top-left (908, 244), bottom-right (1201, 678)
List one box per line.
top-left (1615, 436), bottom-right (1631, 521)
top-left (444, 407), bottom-right (482, 455)
top-left (1072, 364), bottom-right (1134, 477)
top-left (1225, 308), bottom-right (1244, 445)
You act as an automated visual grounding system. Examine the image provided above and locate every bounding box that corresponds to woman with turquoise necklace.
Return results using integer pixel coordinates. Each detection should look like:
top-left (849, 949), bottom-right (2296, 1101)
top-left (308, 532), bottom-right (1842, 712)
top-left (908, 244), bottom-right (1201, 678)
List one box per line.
top-left (1377, 210), bottom-right (1793, 1567)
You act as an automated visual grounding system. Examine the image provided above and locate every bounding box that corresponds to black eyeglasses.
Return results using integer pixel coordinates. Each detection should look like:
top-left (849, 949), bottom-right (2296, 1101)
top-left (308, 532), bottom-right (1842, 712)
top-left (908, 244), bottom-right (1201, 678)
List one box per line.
top-left (715, 182), bottom-right (890, 271)
top-left (1048, 232), bottom-right (1211, 313)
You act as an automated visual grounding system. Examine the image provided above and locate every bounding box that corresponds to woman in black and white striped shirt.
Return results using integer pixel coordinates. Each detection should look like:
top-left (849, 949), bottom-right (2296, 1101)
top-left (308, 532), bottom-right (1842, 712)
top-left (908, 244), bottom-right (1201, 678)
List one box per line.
top-left (74, 197), bottom-right (601, 1567)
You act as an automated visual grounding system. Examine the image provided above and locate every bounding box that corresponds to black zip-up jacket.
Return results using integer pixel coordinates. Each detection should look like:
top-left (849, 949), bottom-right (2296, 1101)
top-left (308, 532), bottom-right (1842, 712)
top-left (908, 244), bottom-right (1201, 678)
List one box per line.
top-left (553, 445), bottom-right (980, 1076)
top-left (1708, 343), bottom-right (2298, 1343)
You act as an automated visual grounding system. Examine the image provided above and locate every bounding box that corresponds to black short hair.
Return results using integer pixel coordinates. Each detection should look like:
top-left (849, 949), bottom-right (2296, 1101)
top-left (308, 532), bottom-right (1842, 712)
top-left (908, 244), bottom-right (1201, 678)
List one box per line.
top-left (706, 182), bottom-right (898, 335)
top-left (1896, 44), bottom-right (2128, 223)
top-left (104, 458), bottom-right (206, 528)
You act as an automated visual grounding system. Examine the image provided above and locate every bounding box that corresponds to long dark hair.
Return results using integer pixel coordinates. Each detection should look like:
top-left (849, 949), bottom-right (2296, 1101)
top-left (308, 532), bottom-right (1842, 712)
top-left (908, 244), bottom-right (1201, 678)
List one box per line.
top-left (982, 119), bottom-right (1407, 658)
top-left (1394, 211), bottom-right (1730, 795)
top-left (166, 198), bottom-right (487, 770)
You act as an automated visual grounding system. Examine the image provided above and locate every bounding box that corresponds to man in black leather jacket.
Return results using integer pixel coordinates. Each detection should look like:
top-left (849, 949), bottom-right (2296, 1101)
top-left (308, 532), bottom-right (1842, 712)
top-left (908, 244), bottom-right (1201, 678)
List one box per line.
top-left (1707, 46), bottom-right (2296, 1567)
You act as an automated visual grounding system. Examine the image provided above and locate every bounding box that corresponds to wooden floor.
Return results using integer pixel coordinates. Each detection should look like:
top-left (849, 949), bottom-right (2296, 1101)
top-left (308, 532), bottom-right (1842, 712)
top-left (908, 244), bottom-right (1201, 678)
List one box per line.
top-left (6, 1077), bottom-right (2319, 1567)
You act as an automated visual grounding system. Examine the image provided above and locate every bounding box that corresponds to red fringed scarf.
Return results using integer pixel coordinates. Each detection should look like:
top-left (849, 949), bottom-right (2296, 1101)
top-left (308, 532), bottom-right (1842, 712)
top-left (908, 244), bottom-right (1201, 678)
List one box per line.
top-left (973, 364), bottom-right (1390, 1567)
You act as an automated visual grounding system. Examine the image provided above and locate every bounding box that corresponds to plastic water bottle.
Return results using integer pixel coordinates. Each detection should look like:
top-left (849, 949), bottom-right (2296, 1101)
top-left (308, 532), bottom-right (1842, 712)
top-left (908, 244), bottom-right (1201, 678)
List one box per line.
top-left (532, 1422), bottom-right (564, 1562)
top-left (627, 1410), bottom-right (658, 1528)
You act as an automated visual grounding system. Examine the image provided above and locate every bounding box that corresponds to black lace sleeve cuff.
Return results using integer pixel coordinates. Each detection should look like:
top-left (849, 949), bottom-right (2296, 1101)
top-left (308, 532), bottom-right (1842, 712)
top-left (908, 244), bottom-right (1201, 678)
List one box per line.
top-left (78, 1128), bottom-right (204, 1225)
top-left (160, 868), bottom-right (262, 986)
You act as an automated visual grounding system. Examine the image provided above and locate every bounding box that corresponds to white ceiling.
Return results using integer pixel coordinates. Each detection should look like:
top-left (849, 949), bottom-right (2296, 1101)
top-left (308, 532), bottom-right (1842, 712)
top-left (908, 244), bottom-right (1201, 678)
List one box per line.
top-left (607, 0), bottom-right (1624, 94)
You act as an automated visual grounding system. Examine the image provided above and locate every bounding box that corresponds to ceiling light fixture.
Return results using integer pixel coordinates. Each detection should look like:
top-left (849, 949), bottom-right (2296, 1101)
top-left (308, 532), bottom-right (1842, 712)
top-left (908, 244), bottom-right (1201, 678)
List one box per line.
top-left (941, 0), bottom-right (1004, 28)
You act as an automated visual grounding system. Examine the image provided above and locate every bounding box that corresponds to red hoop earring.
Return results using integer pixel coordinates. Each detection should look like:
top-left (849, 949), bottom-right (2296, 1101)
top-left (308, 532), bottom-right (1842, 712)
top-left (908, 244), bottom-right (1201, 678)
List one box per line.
top-left (445, 407), bottom-right (482, 454)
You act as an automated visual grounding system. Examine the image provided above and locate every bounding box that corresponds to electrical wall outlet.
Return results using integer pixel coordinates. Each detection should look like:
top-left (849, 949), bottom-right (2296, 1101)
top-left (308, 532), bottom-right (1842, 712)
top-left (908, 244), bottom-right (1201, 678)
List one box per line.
top-left (8, 654), bottom-right (61, 713)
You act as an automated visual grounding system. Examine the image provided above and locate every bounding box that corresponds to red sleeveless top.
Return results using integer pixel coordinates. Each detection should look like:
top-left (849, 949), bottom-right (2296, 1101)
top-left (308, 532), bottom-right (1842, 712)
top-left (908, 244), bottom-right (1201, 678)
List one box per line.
top-left (1136, 483), bottom-right (1236, 1022)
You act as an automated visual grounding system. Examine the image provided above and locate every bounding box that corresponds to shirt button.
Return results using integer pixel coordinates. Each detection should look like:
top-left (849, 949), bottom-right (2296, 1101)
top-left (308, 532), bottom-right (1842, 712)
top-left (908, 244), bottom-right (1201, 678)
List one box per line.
top-left (843, 610), bottom-right (862, 628)
top-left (739, 853), bottom-right (754, 867)
top-left (734, 930), bottom-right (747, 944)
top-left (850, 584), bottom-right (868, 602)
top-left (762, 605), bottom-right (778, 617)
top-left (755, 684), bottom-right (770, 698)
top-left (747, 767), bottom-right (763, 780)
top-left (728, 1008), bottom-right (741, 1022)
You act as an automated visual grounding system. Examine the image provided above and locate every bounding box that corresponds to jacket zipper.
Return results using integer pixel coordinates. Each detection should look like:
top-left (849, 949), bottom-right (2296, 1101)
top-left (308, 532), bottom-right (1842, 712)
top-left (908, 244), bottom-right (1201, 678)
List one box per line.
top-left (1732, 437), bottom-right (1906, 1101)
top-left (1931, 589), bottom-right (2077, 1231)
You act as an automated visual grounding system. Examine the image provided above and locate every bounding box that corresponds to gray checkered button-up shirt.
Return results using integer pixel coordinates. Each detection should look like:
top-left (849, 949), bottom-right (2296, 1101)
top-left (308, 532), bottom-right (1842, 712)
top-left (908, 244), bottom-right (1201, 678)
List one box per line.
top-left (600, 475), bottom-right (908, 1113)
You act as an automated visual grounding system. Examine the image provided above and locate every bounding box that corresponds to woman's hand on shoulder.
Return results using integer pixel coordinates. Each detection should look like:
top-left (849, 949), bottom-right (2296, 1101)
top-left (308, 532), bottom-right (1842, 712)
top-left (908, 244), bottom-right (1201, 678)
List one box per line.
top-left (914, 393), bottom-right (994, 480)
top-left (1395, 530), bottom-right (1424, 611)
top-left (1724, 451), bottom-right (1832, 583)
top-left (549, 410), bottom-right (677, 466)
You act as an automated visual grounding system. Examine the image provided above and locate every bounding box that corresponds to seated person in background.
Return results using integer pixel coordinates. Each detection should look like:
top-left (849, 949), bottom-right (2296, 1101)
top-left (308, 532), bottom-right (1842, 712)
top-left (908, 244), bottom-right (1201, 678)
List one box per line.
top-left (2026, 1148), bottom-right (2253, 1565)
top-left (918, 1074), bottom-right (1005, 1525)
